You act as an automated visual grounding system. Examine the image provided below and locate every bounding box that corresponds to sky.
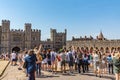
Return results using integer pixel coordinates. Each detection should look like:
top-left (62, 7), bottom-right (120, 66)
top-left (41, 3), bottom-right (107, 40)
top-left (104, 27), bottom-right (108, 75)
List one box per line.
top-left (0, 0), bottom-right (120, 40)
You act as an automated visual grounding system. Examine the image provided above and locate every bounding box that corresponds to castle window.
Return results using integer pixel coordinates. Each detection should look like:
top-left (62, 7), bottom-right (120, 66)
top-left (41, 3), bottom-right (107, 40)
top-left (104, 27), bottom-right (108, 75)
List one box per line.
top-left (13, 37), bottom-right (21, 42)
top-left (48, 45), bottom-right (50, 48)
top-left (2, 36), bottom-right (4, 40)
top-left (33, 37), bottom-right (36, 41)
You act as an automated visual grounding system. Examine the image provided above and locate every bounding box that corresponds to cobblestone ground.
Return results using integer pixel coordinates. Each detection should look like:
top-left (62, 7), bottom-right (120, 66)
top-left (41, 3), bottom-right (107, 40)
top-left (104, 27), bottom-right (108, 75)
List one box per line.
top-left (0, 64), bottom-right (115, 80)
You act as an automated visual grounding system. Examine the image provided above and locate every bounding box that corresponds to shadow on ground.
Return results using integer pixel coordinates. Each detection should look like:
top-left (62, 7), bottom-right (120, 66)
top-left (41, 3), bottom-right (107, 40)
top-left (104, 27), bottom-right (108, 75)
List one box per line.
top-left (81, 73), bottom-right (115, 80)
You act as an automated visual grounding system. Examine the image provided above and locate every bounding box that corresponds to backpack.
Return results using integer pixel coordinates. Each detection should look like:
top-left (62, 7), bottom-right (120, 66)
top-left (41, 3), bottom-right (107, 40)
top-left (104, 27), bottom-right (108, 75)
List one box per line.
top-left (61, 53), bottom-right (66, 61)
top-left (69, 53), bottom-right (73, 61)
top-left (51, 53), bottom-right (55, 61)
top-left (114, 58), bottom-right (120, 67)
top-left (78, 52), bottom-right (82, 59)
top-left (107, 57), bottom-right (113, 64)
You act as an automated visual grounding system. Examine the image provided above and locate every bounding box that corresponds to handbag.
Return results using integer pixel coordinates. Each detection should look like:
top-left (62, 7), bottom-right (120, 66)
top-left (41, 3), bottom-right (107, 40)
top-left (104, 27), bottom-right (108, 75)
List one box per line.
top-left (23, 61), bottom-right (27, 68)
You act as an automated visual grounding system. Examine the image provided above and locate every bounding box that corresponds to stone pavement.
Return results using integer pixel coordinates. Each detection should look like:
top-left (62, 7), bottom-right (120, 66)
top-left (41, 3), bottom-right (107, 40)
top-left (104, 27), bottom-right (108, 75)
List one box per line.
top-left (0, 60), bottom-right (9, 77)
top-left (0, 63), bottom-right (116, 80)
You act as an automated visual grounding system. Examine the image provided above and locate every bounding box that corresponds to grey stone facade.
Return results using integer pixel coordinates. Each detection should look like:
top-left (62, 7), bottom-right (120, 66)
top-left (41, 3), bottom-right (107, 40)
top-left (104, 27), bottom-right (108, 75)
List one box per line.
top-left (0, 20), bottom-right (66, 54)
top-left (0, 20), bottom-right (40, 53)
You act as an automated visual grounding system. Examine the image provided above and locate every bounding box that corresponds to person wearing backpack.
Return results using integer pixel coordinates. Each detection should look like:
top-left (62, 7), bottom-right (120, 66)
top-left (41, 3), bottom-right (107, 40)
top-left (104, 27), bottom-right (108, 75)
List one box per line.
top-left (67, 48), bottom-right (74, 74)
top-left (83, 53), bottom-right (89, 72)
top-left (60, 50), bottom-right (66, 73)
top-left (77, 47), bottom-right (85, 73)
top-left (51, 49), bottom-right (57, 74)
top-left (107, 54), bottom-right (113, 74)
top-left (113, 52), bottom-right (120, 80)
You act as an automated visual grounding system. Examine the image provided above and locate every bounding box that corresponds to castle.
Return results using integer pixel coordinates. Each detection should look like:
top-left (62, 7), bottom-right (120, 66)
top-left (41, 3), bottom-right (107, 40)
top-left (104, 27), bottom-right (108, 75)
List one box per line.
top-left (0, 20), bottom-right (66, 54)
top-left (66, 32), bottom-right (120, 53)
top-left (1, 19), bottom-right (120, 54)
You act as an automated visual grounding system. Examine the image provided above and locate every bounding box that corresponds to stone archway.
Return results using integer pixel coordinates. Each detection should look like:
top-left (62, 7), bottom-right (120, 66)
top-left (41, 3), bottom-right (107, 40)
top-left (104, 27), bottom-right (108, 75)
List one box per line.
top-left (95, 47), bottom-right (98, 50)
top-left (117, 47), bottom-right (120, 52)
top-left (105, 47), bottom-right (109, 53)
top-left (111, 47), bottom-right (115, 53)
top-left (100, 47), bottom-right (104, 53)
top-left (81, 47), bottom-right (84, 52)
top-left (12, 47), bottom-right (20, 53)
top-left (90, 47), bottom-right (93, 53)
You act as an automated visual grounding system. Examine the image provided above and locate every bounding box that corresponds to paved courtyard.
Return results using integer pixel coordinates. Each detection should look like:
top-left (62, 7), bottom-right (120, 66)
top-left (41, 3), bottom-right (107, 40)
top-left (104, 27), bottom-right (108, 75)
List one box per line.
top-left (0, 62), bottom-right (115, 80)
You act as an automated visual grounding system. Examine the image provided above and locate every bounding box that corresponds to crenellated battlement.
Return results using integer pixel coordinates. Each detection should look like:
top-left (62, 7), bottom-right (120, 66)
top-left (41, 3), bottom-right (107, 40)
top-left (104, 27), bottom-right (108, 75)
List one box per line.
top-left (57, 32), bottom-right (65, 34)
top-left (25, 23), bottom-right (31, 26)
top-left (72, 35), bottom-right (94, 41)
top-left (2, 20), bottom-right (10, 23)
top-left (31, 29), bottom-right (41, 33)
top-left (11, 29), bottom-right (24, 32)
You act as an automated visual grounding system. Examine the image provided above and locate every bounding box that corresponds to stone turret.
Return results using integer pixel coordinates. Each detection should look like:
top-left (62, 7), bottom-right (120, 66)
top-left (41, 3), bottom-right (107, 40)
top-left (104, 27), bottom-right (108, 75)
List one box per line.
top-left (50, 28), bottom-right (67, 50)
top-left (1, 20), bottom-right (10, 53)
top-left (24, 23), bottom-right (32, 49)
top-left (97, 31), bottom-right (105, 40)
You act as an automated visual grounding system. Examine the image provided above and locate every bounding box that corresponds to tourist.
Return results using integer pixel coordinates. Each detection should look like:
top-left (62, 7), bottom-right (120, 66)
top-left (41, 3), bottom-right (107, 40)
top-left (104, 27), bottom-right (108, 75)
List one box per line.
top-left (107, 54), bottom-right (113, 74)
top-left (18, 50), bottom-right (23, 70)
top-left (51, 49), bottom-right (57, 74)
top-left (56, 52), bottom-right (61, 72)
top-left (60, 49), bottom-right (66, 73)
top-left (25, 49), bottom-right (37, 80)
top-left (113, 52), bottom-right (120, 80)
top-left (101, 53), bottom-right (107, 75)
top-left (77, 47), bottom-right (85, 73)
top-left (34, 45), bottom-right (42, 76)
top-left (72, 46), bottom-right (78, 71)
top-left (22, 50), bottom-right (29, 77)
top-left (83, 53), bottom-right (89, 72)
top-left (10, 51), bottom-right (17, 66)
top-left (46, 49), bottom-right (52, 71)
top-left (41, 50), bottom-right (47, 71)
top-left (66, 48), bottom-right (74, 74)
top-left (93, 50), bottom-right (102, 77)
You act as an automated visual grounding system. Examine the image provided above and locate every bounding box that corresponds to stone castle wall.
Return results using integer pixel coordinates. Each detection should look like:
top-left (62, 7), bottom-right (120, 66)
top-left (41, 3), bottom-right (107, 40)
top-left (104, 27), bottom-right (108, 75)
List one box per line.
top-left (66, 40), bottom-right (120, 53)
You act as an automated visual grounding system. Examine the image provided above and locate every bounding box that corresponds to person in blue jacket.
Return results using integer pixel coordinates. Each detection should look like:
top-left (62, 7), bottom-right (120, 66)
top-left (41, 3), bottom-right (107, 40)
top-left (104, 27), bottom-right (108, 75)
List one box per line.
top-left (25, 49), bottom-right (37, 80)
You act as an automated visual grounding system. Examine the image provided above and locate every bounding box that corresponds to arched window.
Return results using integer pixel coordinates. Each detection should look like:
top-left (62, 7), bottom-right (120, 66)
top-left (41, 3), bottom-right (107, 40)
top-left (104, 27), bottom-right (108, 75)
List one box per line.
top-left (106, 47), bottom-right (109, 53)
top-left (90, 47), bottom-right (93, 53)
top-left (111, 47), bottom-right (114, 53)
top-left (100, 47), bottom-right (104, 53)
top-left (117, 47), bottom-right (120, 52)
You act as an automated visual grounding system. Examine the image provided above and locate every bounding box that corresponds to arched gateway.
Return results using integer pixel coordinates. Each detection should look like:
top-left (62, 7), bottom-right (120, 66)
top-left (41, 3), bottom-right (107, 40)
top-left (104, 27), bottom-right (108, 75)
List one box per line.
top-left (12, 47), bottom-right (20, 53)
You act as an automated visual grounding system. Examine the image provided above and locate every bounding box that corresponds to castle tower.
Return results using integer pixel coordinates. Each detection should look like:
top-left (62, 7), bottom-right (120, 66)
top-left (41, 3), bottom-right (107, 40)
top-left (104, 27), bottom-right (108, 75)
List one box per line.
top-left (24, 23), bottom-right (32, 49)
top-left (50, 28), bottom-right (67, 50)
top-left (97, 31), bottom-right (104, 40)
top-left (50, 28), bottom-right (56, 48)
top-left (50, 28), bottom-right (56, 41)
top-left (1, 20), bottom-right (10, 53)
top-left (64, 29), bottom-right (67, 45)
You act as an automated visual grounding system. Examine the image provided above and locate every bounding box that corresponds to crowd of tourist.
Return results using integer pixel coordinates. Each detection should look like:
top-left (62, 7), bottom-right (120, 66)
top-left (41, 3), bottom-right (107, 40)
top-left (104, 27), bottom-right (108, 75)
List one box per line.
top-left (0, 53), bottom-right (10, 60)
top-left (1, 45), bottom-right (120, 80)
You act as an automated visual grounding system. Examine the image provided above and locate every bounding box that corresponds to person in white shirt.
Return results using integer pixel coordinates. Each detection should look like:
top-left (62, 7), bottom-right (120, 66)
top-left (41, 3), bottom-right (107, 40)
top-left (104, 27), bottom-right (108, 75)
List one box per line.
top-left (51, 49), bottom-right (57, 73)
top-left (11, 51), bottom-right (17, 66)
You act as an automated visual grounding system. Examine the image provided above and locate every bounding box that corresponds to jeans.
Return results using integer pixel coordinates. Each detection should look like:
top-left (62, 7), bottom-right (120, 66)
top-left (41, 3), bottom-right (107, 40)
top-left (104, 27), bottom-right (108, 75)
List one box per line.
top-left (78, 59), bottom-right (85, 73)
top-left (84, 61), bottom-right (89, 72)
top-left (108, 63), bottom-right (113, 74)
top-left (28, 71), bottom-right (35, 80)
top-left (36, 63), bottom-right (41, 75)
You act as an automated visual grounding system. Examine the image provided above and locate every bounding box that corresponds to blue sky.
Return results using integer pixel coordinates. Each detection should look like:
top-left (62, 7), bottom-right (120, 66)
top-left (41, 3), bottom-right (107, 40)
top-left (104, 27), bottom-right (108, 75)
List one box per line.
top-left (0, 0), bottom-right (120, 40)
